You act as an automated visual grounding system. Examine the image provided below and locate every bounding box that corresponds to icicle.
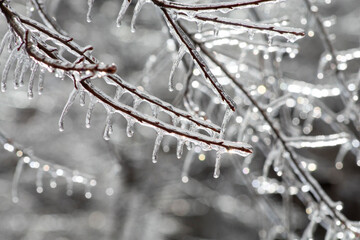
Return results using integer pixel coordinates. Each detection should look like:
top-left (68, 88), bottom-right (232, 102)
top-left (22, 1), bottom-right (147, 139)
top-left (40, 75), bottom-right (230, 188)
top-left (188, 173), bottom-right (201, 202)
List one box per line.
top-left (12, 158), bottom-right (25, 203)
top-left (13, 57), bottom-right (24, 89)
top-left (19, 60), bottom-right (30, 87)
top-left (59, 89), bottom-right (79, 132)
top-left (86, 95), bottom-right (97, 128)
top-left (181, 152), bottom-right (195, 183)
top-left (213, 25), bottom-right (220, 36)
top-left (130, 0), bottom-right (148, 32)
top-left (7, 32), bottom-right (15, 52)
top-left (27, 62), bottom-right (39, 99)
top-left (79, 90), bottom-right (86, 106)
top-left (169, 45), bottom-right (186, 92)
top-left (0, 31), bottom-right (10, 56)
top-left (273, 155), bottom-right (284, 176)
top-left (103, 111), bottom-right (113, 140)
top-left (37, 68), bottom-right (45, 95)
top-left (263, 145), bottom-right (282, 177)
top-left (152, 130), bottom-right (164, 163)
top-left (335, 143), bottom-right (351, 170)
top-left (66, 176), bottom-right (73, 196)
top-left (36, 169), bottom-right (44, 194)
top-left (213, 151), bottom-right (222, 178)
top-left (87, 0), bottom-right (94, 23)
top-left (116, 0), bottom-right (132, 27)
top-left (176, 137), bottom-right (185, 159)
top-left (126, 117), bottom-right (135, 137)
top-left (1, 48), bottom-right (18, 92)
top-left (219, 107), bottom-right (233, 139)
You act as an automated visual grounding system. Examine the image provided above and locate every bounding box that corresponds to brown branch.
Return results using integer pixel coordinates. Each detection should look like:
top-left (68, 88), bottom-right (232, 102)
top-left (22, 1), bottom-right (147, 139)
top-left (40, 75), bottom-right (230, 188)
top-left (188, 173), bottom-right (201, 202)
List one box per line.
top-left (152, 0), bottom-right (282, 12)
top-left (162, 9), bottom-right (236, 111)
top-left (192, 14), bottom-right (305, 37)
top-left (0, 2), bottom-right (116, 74)
top-left (80, 79), bottom-right (253, 155)
top-left (19, 14), bottom-right (221, 133)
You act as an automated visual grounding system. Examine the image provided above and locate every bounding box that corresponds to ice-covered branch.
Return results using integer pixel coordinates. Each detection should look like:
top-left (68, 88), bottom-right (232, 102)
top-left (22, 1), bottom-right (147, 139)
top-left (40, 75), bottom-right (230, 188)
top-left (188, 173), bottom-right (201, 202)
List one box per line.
top-left (179, 13), bottom-right (305, 43)
top-left (80, 79), bottom-right (253, 156)
top-left (152, 0), bottom-right (285, 12)
top-left (162, 9), bottom-right (236, 111)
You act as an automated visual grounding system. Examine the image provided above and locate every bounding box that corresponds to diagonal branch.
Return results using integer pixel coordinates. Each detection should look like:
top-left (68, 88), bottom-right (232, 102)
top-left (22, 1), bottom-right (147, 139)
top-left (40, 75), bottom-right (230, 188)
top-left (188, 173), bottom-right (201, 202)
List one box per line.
top-left (19, 15), bottom-right (221, 133)
top-left (152, 0), bottom-right (285, 12)
top-left (80, 79), bottom-right (253, 155)
top-left (162, 9), bottom-right (236, 111)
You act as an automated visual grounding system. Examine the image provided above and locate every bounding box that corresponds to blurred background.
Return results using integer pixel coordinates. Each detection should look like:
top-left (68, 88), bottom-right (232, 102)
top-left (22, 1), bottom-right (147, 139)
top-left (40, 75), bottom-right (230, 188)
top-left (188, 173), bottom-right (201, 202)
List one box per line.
top-left (0, 0), bottom-right (359, 239)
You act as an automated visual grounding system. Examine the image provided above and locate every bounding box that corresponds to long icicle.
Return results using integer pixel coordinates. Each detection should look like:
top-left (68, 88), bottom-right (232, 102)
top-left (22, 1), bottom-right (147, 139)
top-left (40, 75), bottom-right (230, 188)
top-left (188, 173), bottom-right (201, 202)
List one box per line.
top-left (130, 0), bottom-right (148, 32)
top-left (116, 0), bottom-right (132, 27)
top-left (27, 62), bottom-right (39, 99)
top-left (152, 130), bottom-right (164, 163)
top-left (59, 88), bottom-right (79, 132)
top-left (87, 0), bottom-right (95, 23)
top-left (12, 158), bottom-right (25, 203)
top-left (86, 95), bottom-right (97, 128)
top-left (219, 106), bottom-right (233, 139)
top-left (213, 151), bottom-right (222, 178)
top-left (1, 47), bottom-right (18, 92)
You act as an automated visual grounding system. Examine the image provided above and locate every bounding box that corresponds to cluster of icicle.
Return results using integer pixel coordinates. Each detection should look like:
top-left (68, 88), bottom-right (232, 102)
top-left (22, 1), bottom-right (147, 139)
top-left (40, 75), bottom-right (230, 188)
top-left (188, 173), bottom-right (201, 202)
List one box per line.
top-left (0, 30), bottom-right (45, 98)
top-left (61, 77), bottom-right (251, 178)
top-left (86, 0), bottom-right (304, 110)
top-left (0, 1), bottom-right (252, 180)
top-left (0, 131), bottom-right (96, 203)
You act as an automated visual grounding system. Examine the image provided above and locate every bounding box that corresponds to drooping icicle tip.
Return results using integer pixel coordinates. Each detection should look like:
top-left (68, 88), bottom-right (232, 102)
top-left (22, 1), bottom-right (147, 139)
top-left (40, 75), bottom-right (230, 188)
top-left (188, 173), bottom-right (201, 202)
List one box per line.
top-left (117, 0), bottom-right (132, 27)
top-left (130, 0), bottom-right (148, 33)
top-left (152, 131), bottom-right (164, 163)
top-left (87, 0), bottom-right (94, 23)
top-left (213, 152), bottom-right (222, 178)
